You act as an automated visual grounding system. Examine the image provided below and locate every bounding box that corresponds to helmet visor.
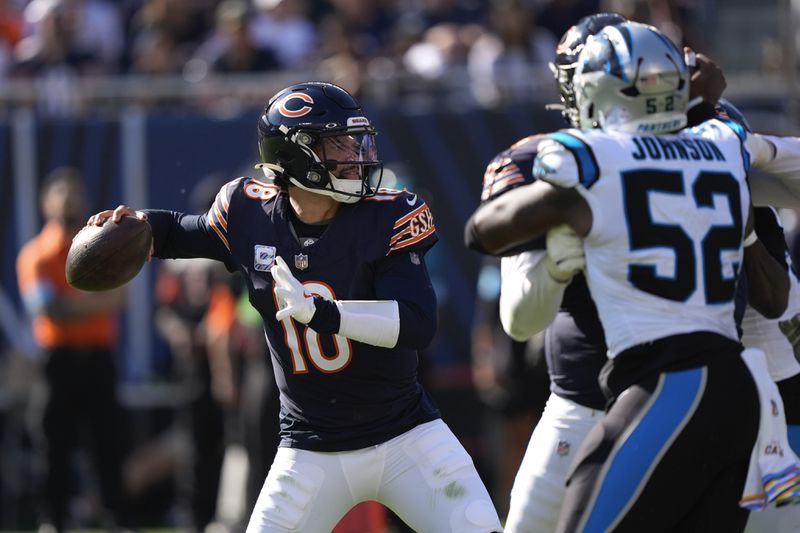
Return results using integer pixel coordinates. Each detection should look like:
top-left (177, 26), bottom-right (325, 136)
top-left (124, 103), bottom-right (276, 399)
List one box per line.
top-left (317, 132), bottom-right (380, 181)
top-left (319, 132), bottom-right (377, 163)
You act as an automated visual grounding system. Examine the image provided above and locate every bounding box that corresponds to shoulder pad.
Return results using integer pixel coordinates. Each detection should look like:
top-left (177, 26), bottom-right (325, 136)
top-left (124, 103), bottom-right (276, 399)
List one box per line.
top-left (481, 135), bottom-right (545, 202)
top-left (386, 189), bottom-right (437, 256)
top-left (360, 188), bottom-right (438, 255)
top-left (207, 177), bottom-right (279, 251)
top-left (362, 187), bottom-right (408, 203)
top-left (240, 177), bottom-right (282, 202)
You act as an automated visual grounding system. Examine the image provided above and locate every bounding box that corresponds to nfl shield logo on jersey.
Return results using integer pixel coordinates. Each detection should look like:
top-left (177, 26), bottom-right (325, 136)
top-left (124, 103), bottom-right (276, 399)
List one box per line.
top-left (254, 245), bottom-right (276, 272)
top-left (556, 440), bottom-right (571, 457)
top-left (295, 253), bottom-right (309, 270)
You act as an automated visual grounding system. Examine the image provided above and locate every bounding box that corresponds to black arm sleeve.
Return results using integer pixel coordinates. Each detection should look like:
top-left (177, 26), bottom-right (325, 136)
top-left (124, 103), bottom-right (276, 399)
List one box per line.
top-left (687, 101), bottom-right (717, 127)
top-left (143, 209), bottom-right (236, 271)
top-left (375, 251), bottom-right (438, 349)
top-left (754, 207), bottom-right (789, 269)
top-left (307, 297), bottom-right (341, 334)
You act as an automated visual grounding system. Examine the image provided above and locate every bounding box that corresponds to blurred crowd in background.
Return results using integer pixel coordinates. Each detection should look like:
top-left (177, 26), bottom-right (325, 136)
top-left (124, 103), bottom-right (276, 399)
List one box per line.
top-left (0, 0), bottom-right (709, 113)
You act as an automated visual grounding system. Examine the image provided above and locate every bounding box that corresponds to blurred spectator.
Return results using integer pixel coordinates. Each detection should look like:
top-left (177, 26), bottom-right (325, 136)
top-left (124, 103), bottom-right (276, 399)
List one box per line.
top-left (600, 0), bottom-right (705, 50)
top-left (468, 0), bottom-right (557, 105)
top-left (52, 0), bottom-right (123, 71)
top-left (312, 14), bottom-right (367, 96)
top-left (11, 1), bottom-right (101, 114)
top-left (0, 0), bottom-right (23, 77)
top-left (535, 0), bottom-right (600, 42)
top-left (403, 22), bottom-right (476, 80)
top-left (249, 0), bottom-right (317, 68)
top-left (415, 0), bottom-right (486, 27)
top-left (16, 167), bottom-right (131, 533)
top-left (130, 27), bottom-right (183, 75)
top-left (152, 175), bottom-right (234, 532)
top-left (207, 0), bottom-right (279, 74)
top-left (322, 0), bottom-right (395, 60)
top-left (130, 0), bottom-right (211, 61)
top-left (470, 257), bottom-right (550, 518)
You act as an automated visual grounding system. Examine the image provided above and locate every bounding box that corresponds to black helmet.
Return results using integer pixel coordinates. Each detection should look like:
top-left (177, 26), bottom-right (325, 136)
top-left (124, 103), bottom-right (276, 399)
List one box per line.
top-left (551, 12), bottom-right (628, 127)
top-left (257, 82), bottom-right (383, 203)
top-left (715, 98), bottom-right (752, 132)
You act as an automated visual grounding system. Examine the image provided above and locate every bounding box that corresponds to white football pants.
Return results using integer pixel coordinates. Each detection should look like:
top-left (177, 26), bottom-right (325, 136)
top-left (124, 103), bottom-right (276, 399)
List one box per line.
top-left (504, 392), bottom-right (603, 533)
top-left (245, 419), bottom-right (502, 532)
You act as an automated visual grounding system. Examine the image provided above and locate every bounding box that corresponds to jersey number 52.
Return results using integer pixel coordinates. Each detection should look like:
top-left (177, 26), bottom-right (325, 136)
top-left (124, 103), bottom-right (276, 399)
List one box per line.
top-left (622, 169), bottom-right (743, 303)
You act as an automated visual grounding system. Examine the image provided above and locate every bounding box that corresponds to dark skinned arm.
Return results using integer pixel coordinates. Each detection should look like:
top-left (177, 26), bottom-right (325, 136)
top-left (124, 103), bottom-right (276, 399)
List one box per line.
top-left (744, 239), bottom-right (789, 319)
top-left (741, 204), bottom-right (789, 319)
top-left (685, 47), bottom-right (726, 126)
top-left (466, 180), bottom-right (591, 255)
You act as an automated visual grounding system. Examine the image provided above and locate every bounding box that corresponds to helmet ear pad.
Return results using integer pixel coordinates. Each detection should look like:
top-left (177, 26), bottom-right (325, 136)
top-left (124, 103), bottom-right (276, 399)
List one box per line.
top-left (258, 135), bottom-right (331, 189)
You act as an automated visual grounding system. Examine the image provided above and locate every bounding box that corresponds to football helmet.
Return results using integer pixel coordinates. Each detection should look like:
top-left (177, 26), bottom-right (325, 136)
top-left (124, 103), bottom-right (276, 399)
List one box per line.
top-left (257, 82), bottom-right (383, 204)
top-left (716, 98), bottom-right (752, 131)
top-left (551, 12), bottom-right (628, 127)
top-left (573, 22), bottom-right (689, 134)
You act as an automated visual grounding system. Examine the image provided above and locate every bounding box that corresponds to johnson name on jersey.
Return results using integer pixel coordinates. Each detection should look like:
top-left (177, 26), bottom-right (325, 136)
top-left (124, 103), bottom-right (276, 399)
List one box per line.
top-left (534, 118), bottom-right (774, 356)
top-left (156, 178), bottom-right (441, 452)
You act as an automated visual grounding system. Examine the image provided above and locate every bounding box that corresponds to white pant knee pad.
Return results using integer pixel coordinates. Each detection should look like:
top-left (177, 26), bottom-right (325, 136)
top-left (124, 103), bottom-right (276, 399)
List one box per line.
top-left (248, 461), bottom-right (324, 531)
top-left (449, 499), bottom-right (504, 533)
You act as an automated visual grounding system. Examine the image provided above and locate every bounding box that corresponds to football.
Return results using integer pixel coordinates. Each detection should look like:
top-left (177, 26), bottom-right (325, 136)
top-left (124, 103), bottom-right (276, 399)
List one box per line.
top-left (66, 216), bottom-right (152, 291)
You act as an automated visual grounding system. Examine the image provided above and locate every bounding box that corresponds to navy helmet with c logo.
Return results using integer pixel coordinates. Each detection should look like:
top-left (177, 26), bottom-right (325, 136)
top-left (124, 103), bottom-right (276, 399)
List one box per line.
top-left (257, 82), bottom-right (383, 203)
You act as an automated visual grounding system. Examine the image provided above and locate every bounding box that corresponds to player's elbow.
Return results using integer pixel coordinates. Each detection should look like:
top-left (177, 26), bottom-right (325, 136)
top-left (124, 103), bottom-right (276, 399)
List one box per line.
top-left (398, 322), bottom-right (436, 349)
top-left (503, 321), bottom-right (535, 342)
top-left (751, 284), bottom-right (789, 319)
top-left (499, 309), bottom-right (539, 342)
top-left (396, 302), bottom-right (437, 349)
top-left (499, 297), bottom-right (539, 341)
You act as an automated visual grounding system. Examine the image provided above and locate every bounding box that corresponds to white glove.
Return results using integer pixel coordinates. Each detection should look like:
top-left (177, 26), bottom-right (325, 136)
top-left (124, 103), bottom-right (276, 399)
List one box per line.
top-left (544, 224), bottom-right (585, 282)
top-left (271, 256), bottom-right (316, 324)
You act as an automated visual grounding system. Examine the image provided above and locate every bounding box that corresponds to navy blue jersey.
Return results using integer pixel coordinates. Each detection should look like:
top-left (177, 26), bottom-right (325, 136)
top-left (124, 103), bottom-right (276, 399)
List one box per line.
top-left (484, 135), bottom-right (608, 410)
top-left (145, 179), bottom-right (441, 451)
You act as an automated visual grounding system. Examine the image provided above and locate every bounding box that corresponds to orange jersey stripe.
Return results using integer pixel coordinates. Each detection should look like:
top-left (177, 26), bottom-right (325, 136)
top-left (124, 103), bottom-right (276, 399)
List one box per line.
top-left (388, 225), bottom-right (436, 253)
top-left (213, 203), bottom-right (228, 230)
top-left (208, 217), bottom-right (230, 250)
top-left (389, 226), bottom-right (412, 245)
top-left (393, 203), bottom-right (428, 229)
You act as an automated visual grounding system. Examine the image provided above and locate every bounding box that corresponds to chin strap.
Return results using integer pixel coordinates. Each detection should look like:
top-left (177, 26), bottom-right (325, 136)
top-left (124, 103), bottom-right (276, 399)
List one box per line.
top-left (335, 300), bottom-right (400, 348)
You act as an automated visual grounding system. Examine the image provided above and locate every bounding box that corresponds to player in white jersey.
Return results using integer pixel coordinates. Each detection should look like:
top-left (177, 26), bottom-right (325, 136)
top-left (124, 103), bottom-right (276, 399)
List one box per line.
top-left (741, 207), bottom-right (800, 533)
top-left (467, 14), bottom-right (768, 533)
top-left (466, 21), bottom-right (800, 531)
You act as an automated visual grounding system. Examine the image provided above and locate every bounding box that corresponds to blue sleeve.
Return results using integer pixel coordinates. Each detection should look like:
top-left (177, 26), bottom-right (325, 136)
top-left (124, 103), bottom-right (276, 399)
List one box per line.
top-left (143, 209), bottom-right (236, 271)
top-left (376, 251), bottom-right (438, 349)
